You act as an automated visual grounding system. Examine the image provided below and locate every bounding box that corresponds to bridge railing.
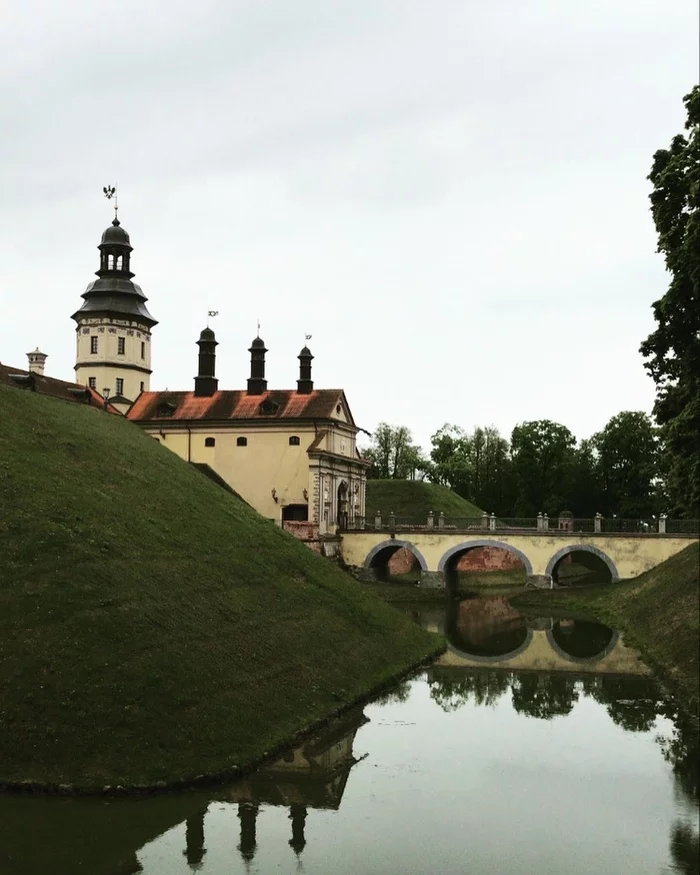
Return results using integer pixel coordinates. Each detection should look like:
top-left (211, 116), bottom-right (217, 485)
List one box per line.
top-left (342, 516), bottom-right (700, 535)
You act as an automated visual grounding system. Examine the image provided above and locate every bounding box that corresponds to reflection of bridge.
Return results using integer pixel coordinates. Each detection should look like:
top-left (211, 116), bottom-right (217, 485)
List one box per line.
top-left (340, 529), bottom-right (698, 586)
top-left (412, 604), bottom-right (649, 675)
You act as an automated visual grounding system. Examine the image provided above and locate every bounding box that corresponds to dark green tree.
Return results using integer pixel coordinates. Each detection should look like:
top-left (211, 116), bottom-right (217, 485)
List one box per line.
top-left (568, 438), bottom-right (602, 518)
top-left (364, 423), bottom-right (428, 480)
top-left (592, 411), bottom-right (660, 518)
top-left (510, 420), bottom-right (576, 517)
top-left (640, 86), bottom-right (700, 517)
top-left (510, 673), bottom-right (579, 720)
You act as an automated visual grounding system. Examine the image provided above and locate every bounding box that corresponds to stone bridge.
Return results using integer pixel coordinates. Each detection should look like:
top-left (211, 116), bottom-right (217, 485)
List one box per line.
top-left (339, 529), bottom-right (698, 586)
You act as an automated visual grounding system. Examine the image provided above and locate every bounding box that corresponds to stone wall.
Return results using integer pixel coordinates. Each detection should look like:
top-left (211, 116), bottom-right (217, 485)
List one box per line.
top-left (454, 546), bottom-right (524, 572)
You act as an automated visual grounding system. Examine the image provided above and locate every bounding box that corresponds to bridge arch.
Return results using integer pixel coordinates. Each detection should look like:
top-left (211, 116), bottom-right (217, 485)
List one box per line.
top-left (546, 621), bottom-right (619, 664)
top-left (446, 629), bottom-right (534, 663)
top-left (437, 540), bottom-right (533, 575)
top-left (545, 545), bottom-right (619, 583)
top-left (364, 539), bottom-right (428, 572)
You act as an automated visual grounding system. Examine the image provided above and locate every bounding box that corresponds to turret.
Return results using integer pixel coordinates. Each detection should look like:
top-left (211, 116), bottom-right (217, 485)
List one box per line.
top-left (194, 328), bottom-right (218, 397)
top-left (297, 345), bottom-right (313, 394)
top-left (247, 336), bottom-right (267, 395)
top-left (26, 348), bottom-right (47, 375)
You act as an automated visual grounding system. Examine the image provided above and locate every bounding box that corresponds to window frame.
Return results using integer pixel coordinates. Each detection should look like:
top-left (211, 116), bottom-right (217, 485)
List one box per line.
top-left (236, 436), bottom-right (248, 447)
top-left (115, 377), bottom-right (124, 396)
top-left (90, 336), bottom-right (98, 354)
top-left (289, 435), bottom-right (300, 446)
top-left (117, 337), bottom-right (125, 355)
top-left (205, 437), bottom-right (216, 448)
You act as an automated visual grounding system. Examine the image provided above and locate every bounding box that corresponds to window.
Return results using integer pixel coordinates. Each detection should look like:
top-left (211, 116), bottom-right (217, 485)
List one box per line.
top-left (115, 378), bottom-right (124, 395)
top-left (289, 435), bottom-right (300, 446)
top-left (141, 341), bottom-right (145, 359)
top-left (205, 437), bottom-right (215, 447)
top-left (90, 336), bottom-right (98, 354)
top-left (88, 377), bottom-right (96, 389)
top-left (140, 381), bottom-right (144, 393)
top-left (237, 437), bottom-right (248, 447)
top-left (117, 337), bottom-right (125, 355)
top-left (116, 256), bottom-right (123, 270)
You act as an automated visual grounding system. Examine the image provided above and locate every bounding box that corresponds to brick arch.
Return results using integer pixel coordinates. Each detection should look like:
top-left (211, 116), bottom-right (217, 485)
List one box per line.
top-left (545, 545), bottom-right (619, 582)
top-left (437, 540), bottom-right (533, 575)
top-left (364, 539), bottom-right (428, 571)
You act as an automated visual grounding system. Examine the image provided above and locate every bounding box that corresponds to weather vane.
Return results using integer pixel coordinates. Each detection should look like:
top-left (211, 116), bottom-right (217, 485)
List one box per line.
top-left (207, 310), bottom-right (219, 327)
top-left (257, 320), bottom-right (261, 337)
top-left (305, 334), bottom-right (312, 342)
top-left (103, 184), bottom-right (118, 220)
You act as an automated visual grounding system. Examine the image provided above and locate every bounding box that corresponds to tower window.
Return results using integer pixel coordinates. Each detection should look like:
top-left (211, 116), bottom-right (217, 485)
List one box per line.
top-left (115, 378), bottom-right (124, 395)
top-left (205, 437), bottom-right (216, 447)
top-left (89, 377), bottom-right (96, 389)
top-left (141, 341), bottom-right (145, 359)
top-left (116, 256), bottom-right (123, 270)
top-left (90, 336), bottom-right (98, 354)
top-left (107, 255), bottom-right (115, 269)
top-left (117, 337), bottom-right (125, 355)
top-left (237, 437), bottom-right (248, 447)
top-left (289, 435), bottom-right (300, 446)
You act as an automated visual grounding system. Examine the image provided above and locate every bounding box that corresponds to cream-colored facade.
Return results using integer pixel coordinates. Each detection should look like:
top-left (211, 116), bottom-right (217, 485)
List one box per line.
top-left (127, 333), bottom-right (368, 533)
top-left (74, 316), bottom-right (152, 411)
top-left (131, 401), bottom-right (367, 532)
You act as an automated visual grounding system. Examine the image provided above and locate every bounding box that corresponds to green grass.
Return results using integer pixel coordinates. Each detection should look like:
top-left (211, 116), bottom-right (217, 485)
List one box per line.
top-left (0, 386), bottom-right (441, 790)
top-left (512, 543), bottom-right (700, 710)
top-left (366, 480), bottom-right (483, 520)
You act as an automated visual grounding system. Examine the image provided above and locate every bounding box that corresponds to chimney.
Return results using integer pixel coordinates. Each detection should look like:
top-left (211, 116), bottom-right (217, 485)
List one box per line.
top-left (247, 336), bottom-right (267, 395)
top-left (194, 328), bottom-right (218, 397)
top-left (297, 345), bottom-right (314, 394)
top-left (26, 348), bottom-right (47, 376)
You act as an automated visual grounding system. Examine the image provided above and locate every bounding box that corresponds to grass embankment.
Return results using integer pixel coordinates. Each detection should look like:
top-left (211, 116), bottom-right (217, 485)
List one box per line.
top-left (0, 386), bottom-right (441, 791)
top-left (366, 479), bottom-right (482, 519)
top-left (513, 543), bottom-right (700, 710)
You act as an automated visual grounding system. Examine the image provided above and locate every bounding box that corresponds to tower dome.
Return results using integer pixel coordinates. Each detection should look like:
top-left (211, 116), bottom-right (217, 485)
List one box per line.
top-left (100, 218), bottom-right (132, 247)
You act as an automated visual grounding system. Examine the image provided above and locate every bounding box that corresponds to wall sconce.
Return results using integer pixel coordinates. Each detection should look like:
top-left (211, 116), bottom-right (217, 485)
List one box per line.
top-left (303, 488), bottom-right (308, 501)
top-left (271, 488), bottom-right (278, 503)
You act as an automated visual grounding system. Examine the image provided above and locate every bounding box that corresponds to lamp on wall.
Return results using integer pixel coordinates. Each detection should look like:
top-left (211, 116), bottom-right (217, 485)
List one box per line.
top-left (271, 488), bottom-right (278, 503)
top-left (102, 387), bottom-right (110, 410)
top-left (303, 488), bottom-right (308, 501)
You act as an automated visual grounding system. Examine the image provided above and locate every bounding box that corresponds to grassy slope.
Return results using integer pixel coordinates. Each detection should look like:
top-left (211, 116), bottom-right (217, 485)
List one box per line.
top-left (513, 543), bottom-right (699, 709)
top-left (366, 479), bottom-right (482, 519)
top-left (0, 386), bottom-right (440, 789)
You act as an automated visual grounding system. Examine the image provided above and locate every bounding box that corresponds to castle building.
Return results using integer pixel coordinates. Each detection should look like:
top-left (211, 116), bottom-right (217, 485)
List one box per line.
top-left (72, 216), bottom-right (157, 413)
top-left (127, 330), bottom-right (368, 534)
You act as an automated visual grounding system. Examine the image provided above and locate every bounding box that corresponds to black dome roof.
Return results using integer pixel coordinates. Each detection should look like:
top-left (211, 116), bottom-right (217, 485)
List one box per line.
top-left (299, 345), bottom-right (313, 357)
top-left (199, 327), bottom-right (216, 342)
top-left (100, 218), bottom-right (131, 247)
top-left (250, 336), bottom-right (266, 349)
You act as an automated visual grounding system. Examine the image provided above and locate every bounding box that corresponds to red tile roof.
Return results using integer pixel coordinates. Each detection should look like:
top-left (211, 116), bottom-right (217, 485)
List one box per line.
top-left (128, 389), bottom-right (356, 426)
top-left (0, 363), bottom-right (121, 414)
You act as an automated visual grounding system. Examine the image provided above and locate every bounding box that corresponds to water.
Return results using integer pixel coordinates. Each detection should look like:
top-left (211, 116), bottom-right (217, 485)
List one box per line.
top-left (1, 598), bottom-right (697, 875)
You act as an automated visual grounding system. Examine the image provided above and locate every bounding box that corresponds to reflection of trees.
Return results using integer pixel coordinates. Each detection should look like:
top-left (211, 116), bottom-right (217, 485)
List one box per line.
top-left (373, 681), bottom-right (412, 706)
top-left (580, 676), bottom-right (663, 733)
top-left (511, 674), bottom-right (579, 720)
top-left (669, 821), bottom-right (699, 874)
top-left (428, 670), bottom-right (510, 713)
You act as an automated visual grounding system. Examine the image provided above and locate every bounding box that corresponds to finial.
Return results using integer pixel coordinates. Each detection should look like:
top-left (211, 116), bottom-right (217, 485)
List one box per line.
top-left (103, 184), bottom-right (118, 222)
top-left (207, 310), bottom-right (219, 327)
top-left (256, 319), bottom-right (261, 338)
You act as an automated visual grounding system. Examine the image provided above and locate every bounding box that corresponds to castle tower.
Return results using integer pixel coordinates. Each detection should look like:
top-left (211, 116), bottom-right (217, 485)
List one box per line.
top-left (26, 348), bottom-right (48, 375)
top-left (72, 216), bottom-right (157, 413)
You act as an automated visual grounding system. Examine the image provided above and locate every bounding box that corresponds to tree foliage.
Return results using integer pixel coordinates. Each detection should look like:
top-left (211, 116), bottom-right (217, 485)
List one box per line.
top-left (510, 420), bottom-right (576, 517)
top-left (640, 86), bottom-right (700, 517)
top-left (364, 423), bottom-right (427, 480)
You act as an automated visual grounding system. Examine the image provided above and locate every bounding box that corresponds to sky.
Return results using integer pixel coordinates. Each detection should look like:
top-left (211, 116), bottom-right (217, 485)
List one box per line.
top-left (1, 0), bottom-right (698, 451)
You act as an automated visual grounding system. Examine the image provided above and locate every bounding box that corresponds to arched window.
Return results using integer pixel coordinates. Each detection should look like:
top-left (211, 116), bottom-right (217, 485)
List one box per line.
top-left (289, 435), bottom-right (300, 446)
top-left (116, 255), bottom-right (123, 270)
top-left (205, 437), bottom-right (215, 447)
top-left (237, 436), bottom-right (248, 447)
top-left (107, 254), bottom-right (115, 269)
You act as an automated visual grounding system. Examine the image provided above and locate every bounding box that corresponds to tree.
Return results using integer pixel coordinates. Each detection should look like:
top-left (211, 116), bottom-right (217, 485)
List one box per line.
top-left (592, 412), bottom-right (660, 518)
top-left (640, 86), bottom-right (700, 517)
top-left (429, 424), bottom-right (515, 514)
top-left (510, 420), bottom-right (576, 517)
top-left (568, 438), bottom-right (602, 518)
top-left (364, 423), bottom-right (427, 480)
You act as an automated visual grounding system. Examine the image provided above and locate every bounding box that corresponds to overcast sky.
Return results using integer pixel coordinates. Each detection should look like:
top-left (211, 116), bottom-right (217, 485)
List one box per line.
top-left (1, 1), bottom-right (698, 450)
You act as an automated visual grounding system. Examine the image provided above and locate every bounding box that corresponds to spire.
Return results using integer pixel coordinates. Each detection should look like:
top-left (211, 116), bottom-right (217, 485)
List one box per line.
top-left (247, 335), bottom-right (268, 395)
top-left (297, 344), bottom-right (314, 394)
top-left (194, 328), bottom-right (218, 397)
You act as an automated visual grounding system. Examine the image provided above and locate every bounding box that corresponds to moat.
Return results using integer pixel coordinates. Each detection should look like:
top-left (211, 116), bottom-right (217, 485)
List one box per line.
top-left (2, 597), bottom-right (697, 875)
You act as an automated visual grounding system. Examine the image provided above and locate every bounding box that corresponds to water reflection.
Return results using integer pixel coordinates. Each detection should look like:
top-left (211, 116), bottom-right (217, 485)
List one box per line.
top-left (0, 602), bottom-right (697, 875)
